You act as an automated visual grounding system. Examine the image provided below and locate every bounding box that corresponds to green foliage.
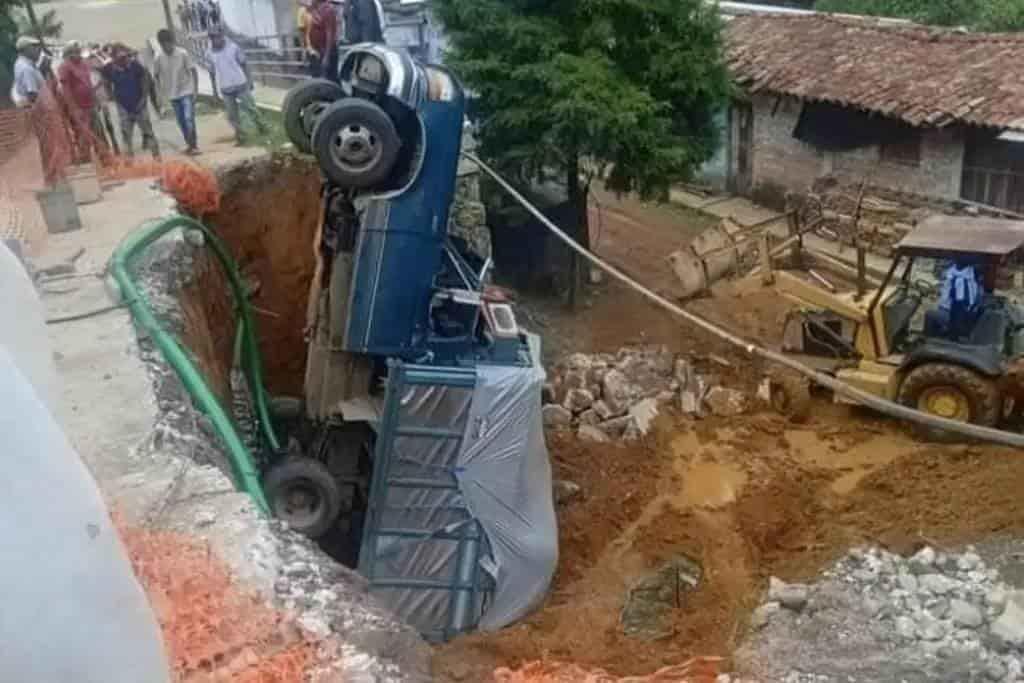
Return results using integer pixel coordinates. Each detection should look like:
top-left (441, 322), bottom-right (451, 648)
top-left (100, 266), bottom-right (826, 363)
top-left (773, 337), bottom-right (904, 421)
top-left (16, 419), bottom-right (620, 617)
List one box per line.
top-left (432, 0), bottom-right (731, 202)
top-left (15, 7), bottom-right (63, 39)
top-left (976, 0), bottom-right (1024, 31)
top-left (814, 0), bottom-right (1024, 31)
top-left (0, 1), bottom-right (22, 103)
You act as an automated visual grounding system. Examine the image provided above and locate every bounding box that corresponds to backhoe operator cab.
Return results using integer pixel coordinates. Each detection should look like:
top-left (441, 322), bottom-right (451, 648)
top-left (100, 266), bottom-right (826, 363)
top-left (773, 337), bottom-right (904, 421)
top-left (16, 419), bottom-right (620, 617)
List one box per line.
top-left (777, 216), bottom-right (1024, 438)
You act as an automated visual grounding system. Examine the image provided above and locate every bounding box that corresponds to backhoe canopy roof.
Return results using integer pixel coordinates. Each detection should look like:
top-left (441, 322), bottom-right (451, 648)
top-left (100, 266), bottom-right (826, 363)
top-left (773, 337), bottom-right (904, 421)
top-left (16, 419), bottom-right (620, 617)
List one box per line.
top-left (896, 215), bottom-right (1024, 259)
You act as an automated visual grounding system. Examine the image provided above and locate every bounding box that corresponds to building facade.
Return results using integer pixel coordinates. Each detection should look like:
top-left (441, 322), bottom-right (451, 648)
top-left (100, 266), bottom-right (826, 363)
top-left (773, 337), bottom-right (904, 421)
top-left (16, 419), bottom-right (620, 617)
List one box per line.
top-left (709, 13), bottom-right (1024, 213)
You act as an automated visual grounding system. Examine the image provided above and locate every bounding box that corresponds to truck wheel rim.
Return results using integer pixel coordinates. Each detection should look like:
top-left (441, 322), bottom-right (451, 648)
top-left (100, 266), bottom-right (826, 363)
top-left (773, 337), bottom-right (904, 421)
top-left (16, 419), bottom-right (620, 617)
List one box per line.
top-left (918, 386), bottom-right (970, 421)
top-left (302, 102), bottom-right (329, 138)
top-left (274, 479), bottom-right (323, 529)
top-left (330, 123), bottom-right (381, 172)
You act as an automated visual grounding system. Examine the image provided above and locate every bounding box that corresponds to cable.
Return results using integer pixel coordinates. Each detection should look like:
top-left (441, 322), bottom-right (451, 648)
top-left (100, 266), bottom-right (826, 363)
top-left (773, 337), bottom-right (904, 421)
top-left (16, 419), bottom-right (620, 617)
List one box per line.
top-left (45, 302), bottom-right (130, 325)
top-left (464, 151), bottom-right (1024, 449)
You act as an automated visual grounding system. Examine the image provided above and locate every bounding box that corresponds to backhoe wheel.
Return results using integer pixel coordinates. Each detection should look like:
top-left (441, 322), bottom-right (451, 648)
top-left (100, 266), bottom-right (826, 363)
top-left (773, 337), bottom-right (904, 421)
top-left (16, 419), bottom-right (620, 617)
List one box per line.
top-left (263, 457), bottom-right (343, 538)
top-left (897, 363), bottom-right (1000, 443)
top-left (768, 371), bottom-right (811, 423)
top-left (282, 79), bottom-right (345, 153)
top-left (311, 98), bottom-right (401, 189)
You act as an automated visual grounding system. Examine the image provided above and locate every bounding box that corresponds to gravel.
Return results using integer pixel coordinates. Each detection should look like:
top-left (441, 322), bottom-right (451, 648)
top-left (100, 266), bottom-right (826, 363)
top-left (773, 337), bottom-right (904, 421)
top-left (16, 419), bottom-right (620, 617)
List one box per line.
top-left (735, 546), bottom-right (1024, 682)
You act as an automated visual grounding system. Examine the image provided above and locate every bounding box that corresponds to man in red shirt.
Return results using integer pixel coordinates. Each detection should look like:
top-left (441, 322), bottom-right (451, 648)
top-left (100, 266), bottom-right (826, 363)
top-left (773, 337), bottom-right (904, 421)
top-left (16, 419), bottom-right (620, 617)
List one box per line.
top-left (57, 41), bottom-right (107, 163)
top-left (304, 0), bottom-right (338, 79)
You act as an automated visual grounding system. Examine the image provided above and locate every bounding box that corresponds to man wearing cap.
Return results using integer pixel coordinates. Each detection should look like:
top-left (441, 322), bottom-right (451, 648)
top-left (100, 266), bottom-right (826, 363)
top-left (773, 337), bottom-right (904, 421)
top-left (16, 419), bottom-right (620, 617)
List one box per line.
top-left (14, 36), bottom-right (72, 186)
top-left (100, 44), bottom-right (161, 158)
top-left (12, 36), bottom-right (45, 107)
top-left (57, 41), bottom-right (108, 163)
top-left (154, 29), bottom-right (200, 155)
top-left (205, 28), bottom-right (268, 145)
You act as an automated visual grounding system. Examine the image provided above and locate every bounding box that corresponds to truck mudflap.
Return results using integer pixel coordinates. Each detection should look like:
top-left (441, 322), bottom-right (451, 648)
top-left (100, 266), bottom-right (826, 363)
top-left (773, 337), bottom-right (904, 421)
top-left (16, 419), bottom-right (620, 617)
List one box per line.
top-left (358, 336), bottom-right (557, 640)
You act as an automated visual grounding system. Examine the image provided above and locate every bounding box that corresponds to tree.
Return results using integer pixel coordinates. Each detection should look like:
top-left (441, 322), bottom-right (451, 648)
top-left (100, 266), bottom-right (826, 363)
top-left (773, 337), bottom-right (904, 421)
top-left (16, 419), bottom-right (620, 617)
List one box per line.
top-left (813, 0), bottom-right (1024, 31)
top-left (15, 6), bottom-right (63, 40)
top-left (432, 0), bottom-right (731, 305)
top-left (0, 0), bottom-right (22, 104)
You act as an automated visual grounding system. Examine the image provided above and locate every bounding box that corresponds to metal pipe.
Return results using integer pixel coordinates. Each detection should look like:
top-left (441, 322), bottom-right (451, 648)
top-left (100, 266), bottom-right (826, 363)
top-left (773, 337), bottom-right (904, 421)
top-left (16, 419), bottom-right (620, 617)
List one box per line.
top-left (466, 152), bottom-right (1024, 449)
top-left (109, 216), bottom-right (277, 513)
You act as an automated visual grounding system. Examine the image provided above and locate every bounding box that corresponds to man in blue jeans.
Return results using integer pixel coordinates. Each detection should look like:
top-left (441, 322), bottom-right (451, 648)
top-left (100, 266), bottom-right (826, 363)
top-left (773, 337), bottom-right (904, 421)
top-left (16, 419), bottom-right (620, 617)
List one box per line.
top-left (154, 29), bottom-right (200, 155)
top-left (205, 27), bottom-right (268, 145)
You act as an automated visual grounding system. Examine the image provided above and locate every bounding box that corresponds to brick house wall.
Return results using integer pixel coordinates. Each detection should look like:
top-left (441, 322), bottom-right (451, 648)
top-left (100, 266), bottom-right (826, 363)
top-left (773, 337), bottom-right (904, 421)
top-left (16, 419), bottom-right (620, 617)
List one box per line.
top-left (0, 109), bottom-right (31, 167)
top-left (743, 94), bottom-right (965, 205)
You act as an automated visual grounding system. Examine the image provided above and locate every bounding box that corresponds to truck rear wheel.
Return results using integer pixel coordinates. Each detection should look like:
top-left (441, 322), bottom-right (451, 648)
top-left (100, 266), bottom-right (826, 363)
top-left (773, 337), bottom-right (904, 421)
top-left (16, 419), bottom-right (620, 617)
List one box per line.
top-left (283, 79), bottom-right (344, 153)
top-left (897, 363), bottom-right (1000, 442)
top-left (263, 457), bottom-right (343, 538)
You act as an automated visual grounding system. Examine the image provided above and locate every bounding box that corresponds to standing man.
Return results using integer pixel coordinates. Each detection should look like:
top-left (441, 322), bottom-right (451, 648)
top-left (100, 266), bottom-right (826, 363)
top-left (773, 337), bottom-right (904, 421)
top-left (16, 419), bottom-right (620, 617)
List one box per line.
top-left (100, 44), bottom-right (161, 159)
top-left (154, 30), bottom-right (200, 155)
top-left (305, 0), bottom-right (338, 79)
top-left (12, 35), bottom-right (45, 107)
top-left (344, 0), bottom-right (383, 44)
top-left (13, 36), bottom-right (72, 186)
top-left (206, 28), bottom-right (268, 145)
top-left (296, 0), bottom-right (311, 50)
top-left (57, 41), bottom-right (107, 163)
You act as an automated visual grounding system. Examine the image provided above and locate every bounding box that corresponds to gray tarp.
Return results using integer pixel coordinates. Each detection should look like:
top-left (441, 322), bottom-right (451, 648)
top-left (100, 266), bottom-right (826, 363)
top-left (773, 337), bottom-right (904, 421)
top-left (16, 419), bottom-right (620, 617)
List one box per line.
top-left (457, 353), bottom-right (558, 630)
top-left (365, 336), bottom-right (557, 635)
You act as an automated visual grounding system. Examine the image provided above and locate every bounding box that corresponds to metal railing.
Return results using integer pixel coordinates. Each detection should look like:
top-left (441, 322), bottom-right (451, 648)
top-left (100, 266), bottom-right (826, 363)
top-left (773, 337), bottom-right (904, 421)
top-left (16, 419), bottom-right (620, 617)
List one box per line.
top-left (182, 30), bottom-right (313, 91)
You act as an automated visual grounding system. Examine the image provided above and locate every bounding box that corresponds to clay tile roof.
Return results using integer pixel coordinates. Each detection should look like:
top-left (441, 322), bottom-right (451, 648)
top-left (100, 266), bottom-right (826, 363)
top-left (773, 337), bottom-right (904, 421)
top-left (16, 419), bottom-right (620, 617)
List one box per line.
top-left (725, 13), bottom-right (1024, 130)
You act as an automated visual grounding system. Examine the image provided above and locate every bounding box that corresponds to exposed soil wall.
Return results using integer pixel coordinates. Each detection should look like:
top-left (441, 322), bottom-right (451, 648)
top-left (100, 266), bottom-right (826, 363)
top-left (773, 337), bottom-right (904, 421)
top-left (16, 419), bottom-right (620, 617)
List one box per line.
top-left (180, 153), bottom-right (321, 403)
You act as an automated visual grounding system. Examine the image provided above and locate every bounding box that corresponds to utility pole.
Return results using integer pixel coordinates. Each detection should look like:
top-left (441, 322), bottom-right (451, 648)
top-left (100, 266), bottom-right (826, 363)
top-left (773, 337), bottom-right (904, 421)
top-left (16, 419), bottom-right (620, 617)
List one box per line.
top-left (21, 0), bottom-right (43, 42)
top-left (160, 0), bottom-right (175, 33)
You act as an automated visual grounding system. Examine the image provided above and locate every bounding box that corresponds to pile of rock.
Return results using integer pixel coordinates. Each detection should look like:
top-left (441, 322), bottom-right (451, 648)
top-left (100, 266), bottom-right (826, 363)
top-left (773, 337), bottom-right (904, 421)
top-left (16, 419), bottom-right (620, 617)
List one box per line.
top-left (542, 346), bottom-right (751, 442)
top-left (737, 545), bottom-right (1024, 682)
top-left (796, 177), bottom-right (1015, 261)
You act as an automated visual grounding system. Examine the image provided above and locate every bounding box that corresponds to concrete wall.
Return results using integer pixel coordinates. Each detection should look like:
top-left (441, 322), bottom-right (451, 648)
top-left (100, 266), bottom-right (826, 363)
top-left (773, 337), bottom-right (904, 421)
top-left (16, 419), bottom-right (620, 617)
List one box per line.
top-left (744, 94), bottom-right (965, 204)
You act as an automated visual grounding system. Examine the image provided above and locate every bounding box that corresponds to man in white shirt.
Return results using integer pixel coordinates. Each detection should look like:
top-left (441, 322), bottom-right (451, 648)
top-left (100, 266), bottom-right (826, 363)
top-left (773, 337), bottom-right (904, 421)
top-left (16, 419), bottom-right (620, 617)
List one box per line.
top-left (154, 29), bottom-right (200, 154)
top-left (205, 27), bottom-right (268, 145)
top-left (12, 35), bottom-right (45, 107)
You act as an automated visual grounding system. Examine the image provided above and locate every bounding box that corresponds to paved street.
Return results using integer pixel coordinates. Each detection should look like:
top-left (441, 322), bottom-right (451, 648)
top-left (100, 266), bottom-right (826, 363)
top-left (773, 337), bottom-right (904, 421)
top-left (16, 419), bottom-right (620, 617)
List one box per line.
top-left (48, 0), bottom-right (167, 49)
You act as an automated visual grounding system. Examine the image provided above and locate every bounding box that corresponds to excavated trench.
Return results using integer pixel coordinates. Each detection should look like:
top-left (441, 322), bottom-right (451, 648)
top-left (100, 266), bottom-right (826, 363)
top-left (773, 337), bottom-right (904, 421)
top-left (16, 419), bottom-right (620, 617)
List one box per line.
top-left (172, 153), bottom-right (1024, 680)
top-left (179, 154), bottom-right (320, 408)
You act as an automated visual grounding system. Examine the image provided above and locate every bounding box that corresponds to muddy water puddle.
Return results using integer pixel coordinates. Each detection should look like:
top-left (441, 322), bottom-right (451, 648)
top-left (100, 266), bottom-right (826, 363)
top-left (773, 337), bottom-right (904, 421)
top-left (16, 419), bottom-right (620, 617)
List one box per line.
top-left (671, 423), bottom-right (917, 500)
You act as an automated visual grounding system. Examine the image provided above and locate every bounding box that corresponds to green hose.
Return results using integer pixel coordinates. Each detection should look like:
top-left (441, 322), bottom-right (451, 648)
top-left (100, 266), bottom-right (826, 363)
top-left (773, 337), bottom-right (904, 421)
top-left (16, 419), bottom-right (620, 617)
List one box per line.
top-left (110, 215), bottom-right (279, 514)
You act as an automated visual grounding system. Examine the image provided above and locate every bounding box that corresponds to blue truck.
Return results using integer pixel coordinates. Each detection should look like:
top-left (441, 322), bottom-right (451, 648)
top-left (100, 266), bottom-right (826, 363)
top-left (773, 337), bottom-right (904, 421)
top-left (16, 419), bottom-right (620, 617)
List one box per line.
top-left (275, 45), bottom-right (557, 639)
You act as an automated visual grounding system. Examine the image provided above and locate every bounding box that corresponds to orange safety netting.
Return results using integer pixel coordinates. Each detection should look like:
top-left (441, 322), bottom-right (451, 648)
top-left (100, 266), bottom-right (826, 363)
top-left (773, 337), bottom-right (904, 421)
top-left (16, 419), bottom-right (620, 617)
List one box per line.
top-left (103, 158), bottom-right (222, 217)
top-left (116, 520), bottom-right (317, 682)
top-left (494, 658), bottom-right (724, 683)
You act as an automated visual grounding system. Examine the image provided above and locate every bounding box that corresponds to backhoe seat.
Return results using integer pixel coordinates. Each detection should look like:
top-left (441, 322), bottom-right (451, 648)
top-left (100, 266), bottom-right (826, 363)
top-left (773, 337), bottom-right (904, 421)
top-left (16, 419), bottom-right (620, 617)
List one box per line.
top-left (968, 307), bottom-right (1008, 349)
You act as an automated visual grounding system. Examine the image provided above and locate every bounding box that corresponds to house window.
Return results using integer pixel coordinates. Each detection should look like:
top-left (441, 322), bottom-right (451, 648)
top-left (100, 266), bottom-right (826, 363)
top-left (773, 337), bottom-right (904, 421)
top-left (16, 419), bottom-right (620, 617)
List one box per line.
top-left (881, 130), bottom-right (923, 166)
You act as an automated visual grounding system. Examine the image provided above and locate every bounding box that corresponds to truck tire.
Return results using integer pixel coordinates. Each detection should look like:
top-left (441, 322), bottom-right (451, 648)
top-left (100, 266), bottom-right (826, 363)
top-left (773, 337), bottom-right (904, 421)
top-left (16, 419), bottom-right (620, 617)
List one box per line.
top-left (768, 371), bottom-right (811, 423)
top-left (311, 98), bottom-right (401, 189)
top-left (263, 457), bottom-right (343, 538)
top-left (897, 363), bottom-right (1001, 442)
top-left (283, 79), bottom-right (345, 153)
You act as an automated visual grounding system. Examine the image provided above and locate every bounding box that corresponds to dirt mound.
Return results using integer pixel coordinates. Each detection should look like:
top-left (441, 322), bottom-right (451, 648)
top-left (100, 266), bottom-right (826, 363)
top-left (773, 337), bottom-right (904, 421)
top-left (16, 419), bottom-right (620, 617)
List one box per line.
top-left (435, 401), bottom-right (1024, 680)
